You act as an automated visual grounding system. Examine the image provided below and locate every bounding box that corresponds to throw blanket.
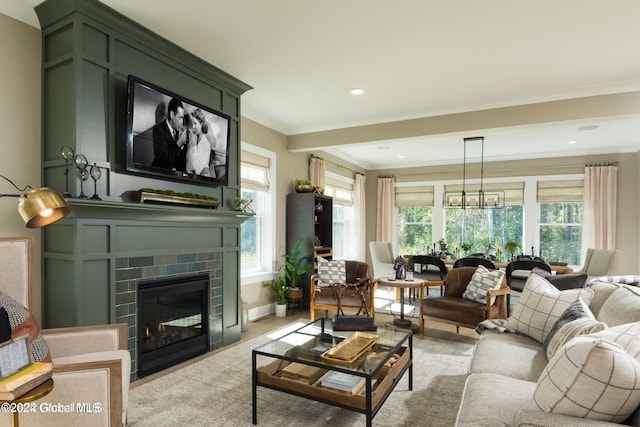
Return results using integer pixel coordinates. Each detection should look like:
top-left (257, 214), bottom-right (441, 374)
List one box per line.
top-left (589, 275), bottom-right (640, 286)
top-left (475, 319), bottom-right (517, 335)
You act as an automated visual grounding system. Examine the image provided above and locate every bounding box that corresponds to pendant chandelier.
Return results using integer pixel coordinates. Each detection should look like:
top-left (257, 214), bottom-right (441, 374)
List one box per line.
top-left (443, 136), bottom-right (504, 209)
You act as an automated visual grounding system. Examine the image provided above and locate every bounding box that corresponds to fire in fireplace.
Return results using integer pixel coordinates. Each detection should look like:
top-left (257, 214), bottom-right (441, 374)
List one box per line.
top-left (137, 273), bottom-right (210, 377)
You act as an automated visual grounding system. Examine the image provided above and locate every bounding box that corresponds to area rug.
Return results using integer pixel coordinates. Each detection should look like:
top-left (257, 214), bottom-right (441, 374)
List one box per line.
top-left (128, 320), bottom-right (476, 427)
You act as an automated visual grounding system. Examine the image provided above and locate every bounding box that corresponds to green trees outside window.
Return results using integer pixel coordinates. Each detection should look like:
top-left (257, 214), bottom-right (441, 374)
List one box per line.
top-left (539, 202), bottom-right (583, 265)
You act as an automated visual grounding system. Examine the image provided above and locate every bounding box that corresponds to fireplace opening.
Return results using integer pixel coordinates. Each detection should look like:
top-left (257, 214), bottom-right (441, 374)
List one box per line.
top-left (137, 273), bottom-right (210, 377)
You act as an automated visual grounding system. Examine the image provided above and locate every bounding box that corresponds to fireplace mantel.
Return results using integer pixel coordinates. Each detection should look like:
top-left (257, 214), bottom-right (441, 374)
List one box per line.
top-left (65, 199), bottom-right (252, 224)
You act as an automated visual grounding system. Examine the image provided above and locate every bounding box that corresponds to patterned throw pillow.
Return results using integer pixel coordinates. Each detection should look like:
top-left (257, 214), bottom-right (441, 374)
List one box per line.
top-left (462, 265), bottom-right (505, 304)
top-left (543, 298), bottom-right (606, 359)
top-left (587, 321), bottom-right (640, 361)
top-left (0, 291), bottom-right (51, 363)
top-left (507, 274), bottom-right (594, 343)
top-left (531, 337), bottom-right (640, 423)
top-left (317, 257), bottom-right (346, 288)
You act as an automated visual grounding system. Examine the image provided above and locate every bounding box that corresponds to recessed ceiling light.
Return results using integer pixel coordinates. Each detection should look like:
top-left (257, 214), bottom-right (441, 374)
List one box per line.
top-left (350, 88), bottom-right (364, 95)
top-left (568, 140), bottom-right (578, 144)
top-left (578, 125), bottom-right (598, 131)
top-left (399, 155), bottom-right (406, 158)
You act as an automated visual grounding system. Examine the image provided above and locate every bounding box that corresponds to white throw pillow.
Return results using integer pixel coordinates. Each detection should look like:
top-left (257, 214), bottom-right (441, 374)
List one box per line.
top-left (531, 336), bottom-right (640, 423)
top-left (507, 274), bottom-right (594, 343)
top-left (462, 265), bottom-right (505, 304)
top-left (317, 257), bottom-right (346, 288)
top-left (586, 321), bottom-right (640, 361)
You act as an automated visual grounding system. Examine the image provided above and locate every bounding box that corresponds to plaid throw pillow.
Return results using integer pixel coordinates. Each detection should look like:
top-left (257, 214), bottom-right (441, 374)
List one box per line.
top-left (462, 265), bottom-right (505, 305)
top-left (317, 257), bottom-right (346, 288)
top-left (507, 274), bottom-right (594, 343)
top-left (532, 336), bottom-right (640, 423)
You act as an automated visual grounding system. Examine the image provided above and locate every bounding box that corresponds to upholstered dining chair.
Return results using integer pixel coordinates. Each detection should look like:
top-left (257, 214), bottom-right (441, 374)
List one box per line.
top-left (0, 236), bottom-right (130, 426)
top-left (577, 248), bottom-right (623, 277)
top-left (310, 260), bottom-right (377, 322)
top-left (410, 255), bottom-right (447, 298)
top-left (368, 241), bottom-right (395, 278)
top-left (505, 260), bottom-right (551, 292)
top-left (420, 266), bottom-right (509, 335)
top-left (453, 257), bottom-right (496, 270)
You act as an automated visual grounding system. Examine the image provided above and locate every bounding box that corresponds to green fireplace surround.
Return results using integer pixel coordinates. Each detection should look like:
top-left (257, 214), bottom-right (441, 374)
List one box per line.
top-left (35, 0), bottom-right (252, 377)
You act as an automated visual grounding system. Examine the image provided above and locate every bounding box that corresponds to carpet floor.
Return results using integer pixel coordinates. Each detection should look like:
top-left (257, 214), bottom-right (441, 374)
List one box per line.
top-left (128, 320), bottom-right (476, 426)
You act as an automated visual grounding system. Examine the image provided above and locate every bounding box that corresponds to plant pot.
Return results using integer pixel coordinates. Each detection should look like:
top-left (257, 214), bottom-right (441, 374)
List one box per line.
top-left (275, 303), bottom-right (287, 318)
top-left (295, 184), bottom-right (314, 193)
top-left (285, 287), bottom-right (303, 300)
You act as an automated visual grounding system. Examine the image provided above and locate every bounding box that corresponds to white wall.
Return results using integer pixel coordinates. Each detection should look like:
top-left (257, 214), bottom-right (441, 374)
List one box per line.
top-left (0, 13), bottom-right (43, 321)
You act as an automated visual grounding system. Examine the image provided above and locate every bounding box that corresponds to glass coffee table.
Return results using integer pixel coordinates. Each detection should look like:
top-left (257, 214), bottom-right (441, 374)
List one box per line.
top-left (252, 318), bottom-right (412, 427)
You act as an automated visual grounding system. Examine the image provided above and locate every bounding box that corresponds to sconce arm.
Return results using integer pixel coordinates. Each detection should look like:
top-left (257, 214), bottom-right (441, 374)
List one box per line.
top-left (1, 174), bottom-right (32, 196)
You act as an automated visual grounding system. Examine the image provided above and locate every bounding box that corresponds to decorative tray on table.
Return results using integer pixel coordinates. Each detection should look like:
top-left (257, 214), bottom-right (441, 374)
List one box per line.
top-left (321, 332), bottom-right (379, 363)
top-left (136, 190), bottom-right (219, 209)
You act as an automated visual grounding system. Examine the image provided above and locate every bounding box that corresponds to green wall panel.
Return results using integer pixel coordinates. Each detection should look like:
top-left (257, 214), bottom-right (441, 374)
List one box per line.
top-left (82, 224), bottom-right (110, 253)
top-left (79, 60), bottom-right (109, 161)
top-left (44, 223), bottom-right (75, 254)
top-left (82, 259), bottom-right (110, 324)
top-left (82, 23), bottom-right (109, 63)
top-left (44, 258), bottom-right (76, 327)
top-left (43, 61), bottom-right (74, 163)
top-left (44, 23), bottom-right (73, 62)
top-left (114, 224), bottom-right (222, 253)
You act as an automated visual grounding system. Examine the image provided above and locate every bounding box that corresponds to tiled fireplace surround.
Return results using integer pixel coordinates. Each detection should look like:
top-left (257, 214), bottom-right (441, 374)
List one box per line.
top-left (115, 251), bottom-right (224, 380)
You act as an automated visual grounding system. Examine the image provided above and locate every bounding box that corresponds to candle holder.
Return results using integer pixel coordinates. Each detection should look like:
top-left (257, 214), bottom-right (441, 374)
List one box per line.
top-left (61, 146), bottom-right (74, 198)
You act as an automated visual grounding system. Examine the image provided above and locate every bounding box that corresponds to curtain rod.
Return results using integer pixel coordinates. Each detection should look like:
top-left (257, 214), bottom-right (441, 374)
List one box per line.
top-left (586, 162), bottom-right (618, 167)
top-left (309, 153), bottom-right (361, 175)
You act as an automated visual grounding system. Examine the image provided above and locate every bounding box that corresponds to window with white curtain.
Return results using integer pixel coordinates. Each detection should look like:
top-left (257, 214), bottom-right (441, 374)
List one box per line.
top-left (537, 180), bottom-right (583, 265)
top-left (240, 144), bottom-right (275, 283)
top-left (324, 172), bottom-right (355, 259)
top-left (395, 184), bottom-right (434, 255)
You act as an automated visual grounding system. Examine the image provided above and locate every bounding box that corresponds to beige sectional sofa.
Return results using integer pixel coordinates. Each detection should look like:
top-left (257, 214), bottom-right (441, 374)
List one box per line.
top-left (455, 277), bottom-right (640, 426)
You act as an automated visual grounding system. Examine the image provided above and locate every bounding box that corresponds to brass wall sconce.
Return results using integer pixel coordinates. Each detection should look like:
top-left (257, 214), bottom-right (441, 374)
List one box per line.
top-left (0, 174), bottom-right (70, 228)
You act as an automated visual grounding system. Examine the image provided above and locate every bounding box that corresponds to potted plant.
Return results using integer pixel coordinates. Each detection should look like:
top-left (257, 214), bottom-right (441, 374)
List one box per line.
top-left (262, 275), bottom-right (288, 317)
top-left (294, 178), bottom-right (313, 193)
top-left (282, 238), bottom-right (313, 290)
top-left (461, 242), bottom-right (472, 257)
top-left (504, 240), bottom-right (521, 260)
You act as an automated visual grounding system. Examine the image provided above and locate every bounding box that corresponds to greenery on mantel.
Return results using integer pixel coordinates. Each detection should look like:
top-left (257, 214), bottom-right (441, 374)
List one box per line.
top-left (139, 188), bottom-right (218, 201)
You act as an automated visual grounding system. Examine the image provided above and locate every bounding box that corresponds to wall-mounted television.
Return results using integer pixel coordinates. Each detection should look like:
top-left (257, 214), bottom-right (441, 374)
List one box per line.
top-left (126, 75), bottom-right (231, 187)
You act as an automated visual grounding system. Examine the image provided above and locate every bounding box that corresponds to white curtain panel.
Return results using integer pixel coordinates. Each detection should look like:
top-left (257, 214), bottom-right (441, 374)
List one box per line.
top-left (354, 173), bottom-right (366, 259)
top-left (582, 164), bottom-right (617, 250)
top-left (309, 157), bottom-right (325, 191)
top-left (376, 177), bottom-right (396, 244)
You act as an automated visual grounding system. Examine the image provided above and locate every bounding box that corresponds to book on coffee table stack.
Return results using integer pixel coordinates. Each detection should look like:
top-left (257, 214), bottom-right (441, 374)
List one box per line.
top-left (280, 362), bottom-right (326, 384)
top-left (320, 371), bottom-right (365, 394)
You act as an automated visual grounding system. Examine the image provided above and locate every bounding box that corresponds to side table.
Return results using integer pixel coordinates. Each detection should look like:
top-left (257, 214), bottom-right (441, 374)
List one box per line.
top-left (2, 378), bottom-right (54, 427)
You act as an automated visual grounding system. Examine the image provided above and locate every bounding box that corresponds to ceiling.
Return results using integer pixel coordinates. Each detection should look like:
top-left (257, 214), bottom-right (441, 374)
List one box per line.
top-left (3, 0), bottom-right (640, 169)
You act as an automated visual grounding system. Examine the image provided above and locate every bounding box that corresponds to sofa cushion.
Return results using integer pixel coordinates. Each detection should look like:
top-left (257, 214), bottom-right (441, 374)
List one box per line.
top-left (470, 332), bottom-right (547, 382)
top-left (597, 285), bottom-right (640, 327)
top-left (456, 373), bottom-right (536, 427)
top-left (317, 257), bottom-right (346, 287)
top-left (462, 265), bottom-right (505, 304)
top-left (530, 267), bottom-right (588, 290)
top-left (586, 280), bottom-right (624, 318)
top-left (543, 298), bottom-right (606, 359)
top-left (531, 336), bottom-right (640, 423)
top-left (507, 274), bottom-right (594, 343)
top-left (0, 290), bottom-right (51, 363)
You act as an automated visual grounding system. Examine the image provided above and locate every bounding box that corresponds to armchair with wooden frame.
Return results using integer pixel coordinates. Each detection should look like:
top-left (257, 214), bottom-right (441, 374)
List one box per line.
top-left (310, 260), bottom-right (377, 322)
top-left (0, 237), bottom-right (130, 426)
top-left (420, 266), bottom-right (509, 334)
